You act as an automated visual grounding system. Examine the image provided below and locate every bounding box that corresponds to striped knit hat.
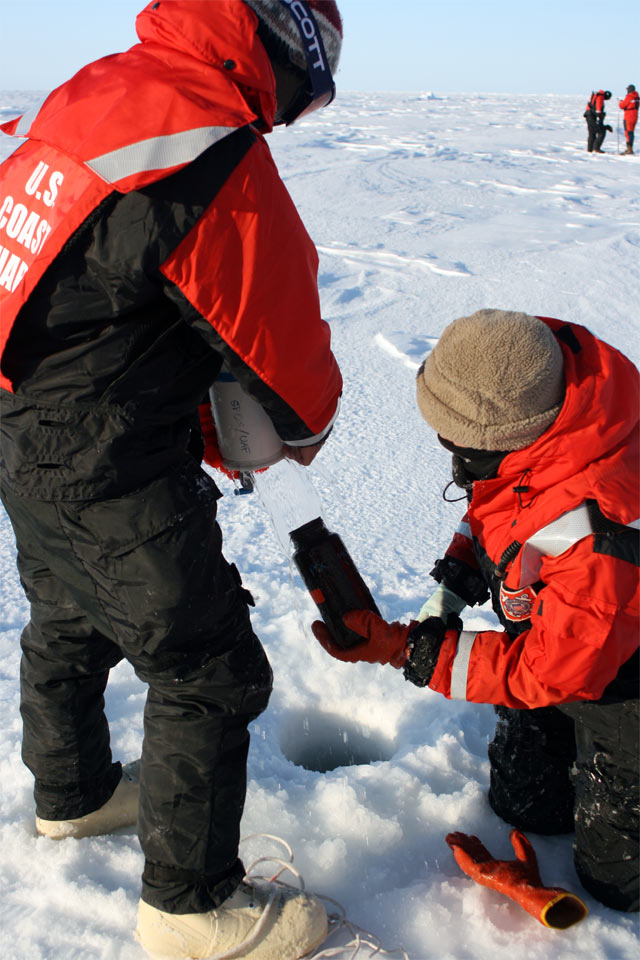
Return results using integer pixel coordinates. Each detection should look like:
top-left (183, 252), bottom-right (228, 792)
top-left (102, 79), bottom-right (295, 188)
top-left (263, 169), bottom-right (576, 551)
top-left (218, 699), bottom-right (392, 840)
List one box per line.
top-left (416, 309), bottom-right (565, 451)
top-left (244, 1), bottom-right (343, 75)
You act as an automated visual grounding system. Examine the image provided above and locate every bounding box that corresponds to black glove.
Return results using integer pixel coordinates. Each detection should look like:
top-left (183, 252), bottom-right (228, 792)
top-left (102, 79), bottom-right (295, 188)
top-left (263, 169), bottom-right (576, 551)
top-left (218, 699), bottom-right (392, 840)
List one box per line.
top-left (403, 614), bottom-right (462, 688)
top-left (430, 555), bottom-right (490, 607)
top-left (605, 124), bottom-right (613, 132)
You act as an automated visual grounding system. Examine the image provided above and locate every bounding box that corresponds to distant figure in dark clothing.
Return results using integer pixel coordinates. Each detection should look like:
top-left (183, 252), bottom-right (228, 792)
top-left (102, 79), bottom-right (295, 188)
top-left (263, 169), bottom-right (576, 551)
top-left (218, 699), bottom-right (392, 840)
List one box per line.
top-left (584, 89), bottom-right (612, 152)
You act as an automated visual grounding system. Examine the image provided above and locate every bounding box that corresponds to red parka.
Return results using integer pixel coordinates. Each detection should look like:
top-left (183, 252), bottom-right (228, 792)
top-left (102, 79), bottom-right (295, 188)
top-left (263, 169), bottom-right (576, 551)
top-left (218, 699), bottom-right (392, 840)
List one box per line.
top-left (587, 90), bottom-right (607, 114)
top-left (0, 0), bottom-right (341, 442)
top-left (619, 89), bottom-right (639, 131)
top-left (430, 319), bottom-right (639, 710)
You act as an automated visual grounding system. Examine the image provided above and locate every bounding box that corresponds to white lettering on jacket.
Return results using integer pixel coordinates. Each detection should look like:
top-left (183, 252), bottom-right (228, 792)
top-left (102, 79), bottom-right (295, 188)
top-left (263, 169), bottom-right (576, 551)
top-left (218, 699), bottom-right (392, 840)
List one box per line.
top-left (23, 162), bottom-right (62, 206)
top-left (0, 163), bottom-right (63, 291)
top-left (0, 244), bottom-right (29, 293)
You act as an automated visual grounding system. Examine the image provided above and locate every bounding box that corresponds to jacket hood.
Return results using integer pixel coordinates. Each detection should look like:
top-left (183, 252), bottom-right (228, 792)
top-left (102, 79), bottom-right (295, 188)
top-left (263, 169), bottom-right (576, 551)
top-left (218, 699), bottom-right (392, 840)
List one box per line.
top-left (0, 1), bottom-right (276, 190)
top-left (134, 0), bottom-right (274, 107)
top-left (469, 319), bottom-right (640, 539)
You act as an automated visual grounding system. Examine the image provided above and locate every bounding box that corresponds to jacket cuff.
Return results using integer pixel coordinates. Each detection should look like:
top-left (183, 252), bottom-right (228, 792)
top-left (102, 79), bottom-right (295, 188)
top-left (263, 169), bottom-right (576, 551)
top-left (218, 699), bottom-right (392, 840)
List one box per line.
top-left (278, 397), bottom-right (340, 446)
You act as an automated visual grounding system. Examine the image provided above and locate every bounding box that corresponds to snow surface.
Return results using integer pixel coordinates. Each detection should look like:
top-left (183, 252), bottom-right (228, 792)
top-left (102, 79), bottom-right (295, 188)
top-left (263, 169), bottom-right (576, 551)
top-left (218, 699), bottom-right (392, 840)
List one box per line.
top-left (1, 90), bottom-right (639, 959)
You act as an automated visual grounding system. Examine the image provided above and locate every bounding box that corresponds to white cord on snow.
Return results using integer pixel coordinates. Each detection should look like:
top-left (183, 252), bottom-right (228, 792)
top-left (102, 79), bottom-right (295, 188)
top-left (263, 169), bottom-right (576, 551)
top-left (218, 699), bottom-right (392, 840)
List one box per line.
top-left (239, 834), bottom-right (411, 960)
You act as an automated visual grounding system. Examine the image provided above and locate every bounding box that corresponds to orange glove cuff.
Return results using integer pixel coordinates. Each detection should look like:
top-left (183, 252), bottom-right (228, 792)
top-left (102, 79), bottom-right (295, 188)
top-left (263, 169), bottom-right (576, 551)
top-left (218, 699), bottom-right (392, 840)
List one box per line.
top-left (538, 889), bottom-right (588, 929)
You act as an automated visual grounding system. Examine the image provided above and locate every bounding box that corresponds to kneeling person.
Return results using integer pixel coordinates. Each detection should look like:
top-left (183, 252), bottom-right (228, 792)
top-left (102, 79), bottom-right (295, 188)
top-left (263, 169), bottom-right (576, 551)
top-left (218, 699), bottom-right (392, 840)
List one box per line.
top-left (314, 309), bottom-right (639, 913)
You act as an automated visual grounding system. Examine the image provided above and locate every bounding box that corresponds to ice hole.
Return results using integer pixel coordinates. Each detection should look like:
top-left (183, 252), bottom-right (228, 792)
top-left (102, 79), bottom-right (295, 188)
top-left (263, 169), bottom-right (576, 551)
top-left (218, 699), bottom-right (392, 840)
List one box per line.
top-left (279, 709), bottom-right (395, 772)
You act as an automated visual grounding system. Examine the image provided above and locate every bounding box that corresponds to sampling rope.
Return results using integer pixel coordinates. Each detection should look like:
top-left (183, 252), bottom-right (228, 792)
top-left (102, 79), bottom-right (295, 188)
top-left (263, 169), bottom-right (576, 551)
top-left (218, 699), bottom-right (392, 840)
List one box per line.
top-left (240, 834), bottom-right (411, 960)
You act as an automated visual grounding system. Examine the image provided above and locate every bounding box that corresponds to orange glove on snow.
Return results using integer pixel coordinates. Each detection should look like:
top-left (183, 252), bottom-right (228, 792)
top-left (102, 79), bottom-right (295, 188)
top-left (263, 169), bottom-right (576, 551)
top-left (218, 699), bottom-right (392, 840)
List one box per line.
top-left (446, 830), bottom-right (588, 929)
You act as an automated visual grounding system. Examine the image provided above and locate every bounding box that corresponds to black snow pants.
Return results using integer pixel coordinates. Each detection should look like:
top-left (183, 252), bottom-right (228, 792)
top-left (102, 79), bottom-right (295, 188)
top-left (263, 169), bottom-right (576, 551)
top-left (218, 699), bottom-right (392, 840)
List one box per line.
top-left (585, 112), bottom-right (607, 151)
top-left (488, 697), bottom-right (639, 912)
top-left (624, 120), bottom-right (635, 151)
top-left (0, 459), bottom-right (273, 914)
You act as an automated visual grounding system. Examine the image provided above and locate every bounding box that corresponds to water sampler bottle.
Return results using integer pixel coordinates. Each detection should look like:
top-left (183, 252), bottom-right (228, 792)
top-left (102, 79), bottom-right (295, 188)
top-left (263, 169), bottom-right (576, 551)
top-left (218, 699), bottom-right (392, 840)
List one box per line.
top-left (209, 366), bottom-right (379, 649)
top-left (290, 517), bottom-right (380, 649)
top-left (209, 364), bottom-right (284, 472)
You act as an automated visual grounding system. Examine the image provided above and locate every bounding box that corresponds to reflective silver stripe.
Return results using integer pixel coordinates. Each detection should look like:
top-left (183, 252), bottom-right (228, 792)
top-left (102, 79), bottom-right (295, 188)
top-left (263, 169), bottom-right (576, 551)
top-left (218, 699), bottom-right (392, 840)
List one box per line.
top-left (518, 505), bottom-right (640, 587)
top-left (14, 94), bottom-right (49, 136)
top-left (519, 502), bottom-right (592, 587)
top-left (449, 630), bottom-right (475, 700)
top-left (457, 519), bottom-right (471, 539)
top-left (85, 125), bottom-right (237, 184)
top-left (526, 503), bottom-right (592, 556)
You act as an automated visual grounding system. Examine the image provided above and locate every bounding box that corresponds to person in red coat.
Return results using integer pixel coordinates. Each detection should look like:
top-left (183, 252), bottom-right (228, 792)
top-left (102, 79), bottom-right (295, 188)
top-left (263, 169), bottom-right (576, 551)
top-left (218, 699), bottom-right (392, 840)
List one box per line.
top-left (315, 310), bottom-right (639, 914)
top-left (619, 84), bottom-right (639, 154)
top-left (583, 89), bottom-right (612, 152)
top-left (0, 2), bottom-right (344, 957)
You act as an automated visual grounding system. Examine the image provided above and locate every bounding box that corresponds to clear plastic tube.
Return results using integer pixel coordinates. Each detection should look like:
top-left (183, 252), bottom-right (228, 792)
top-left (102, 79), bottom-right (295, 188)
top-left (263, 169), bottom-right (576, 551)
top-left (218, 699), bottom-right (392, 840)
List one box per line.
top-left (251, 458), bottom-right (324, 556)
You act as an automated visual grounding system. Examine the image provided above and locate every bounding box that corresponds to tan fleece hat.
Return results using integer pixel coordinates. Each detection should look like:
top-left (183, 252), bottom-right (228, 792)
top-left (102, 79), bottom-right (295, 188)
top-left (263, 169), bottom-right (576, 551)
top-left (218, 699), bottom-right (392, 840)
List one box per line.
top-left (416, 309), bottom-right (565, 451)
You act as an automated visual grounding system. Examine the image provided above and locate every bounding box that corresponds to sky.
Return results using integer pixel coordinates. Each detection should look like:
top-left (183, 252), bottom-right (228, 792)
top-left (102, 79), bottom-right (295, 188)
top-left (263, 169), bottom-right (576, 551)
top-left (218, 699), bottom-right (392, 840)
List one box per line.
top-left (1, 87), bottom-right (639, 960)
top-left (0, 0), bottom-right (637, 97)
